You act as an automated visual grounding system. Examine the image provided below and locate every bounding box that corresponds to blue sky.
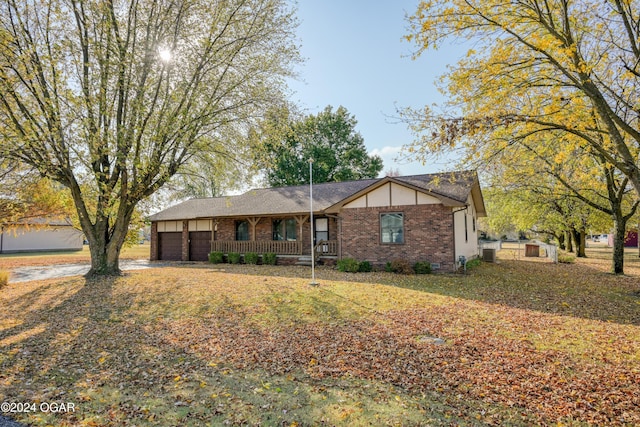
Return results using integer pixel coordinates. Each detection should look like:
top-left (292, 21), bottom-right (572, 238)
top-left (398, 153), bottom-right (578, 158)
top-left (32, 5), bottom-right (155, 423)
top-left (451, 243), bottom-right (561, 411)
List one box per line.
top-left (287, 0), bottom-right (468, 176)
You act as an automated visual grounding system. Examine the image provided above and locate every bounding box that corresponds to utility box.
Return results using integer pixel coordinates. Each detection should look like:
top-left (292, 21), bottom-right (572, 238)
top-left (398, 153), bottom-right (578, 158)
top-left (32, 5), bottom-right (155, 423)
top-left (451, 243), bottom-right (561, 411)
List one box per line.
top-left (482, 248), bottom-right (496, 262)
top-left (525, 244), bottom-right (540, 257)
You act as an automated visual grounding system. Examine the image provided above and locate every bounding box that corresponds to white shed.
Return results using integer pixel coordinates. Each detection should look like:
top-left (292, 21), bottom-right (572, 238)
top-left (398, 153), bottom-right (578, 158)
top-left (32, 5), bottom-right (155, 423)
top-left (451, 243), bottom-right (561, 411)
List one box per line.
top-left (0, 219), bottom-right (84, 253)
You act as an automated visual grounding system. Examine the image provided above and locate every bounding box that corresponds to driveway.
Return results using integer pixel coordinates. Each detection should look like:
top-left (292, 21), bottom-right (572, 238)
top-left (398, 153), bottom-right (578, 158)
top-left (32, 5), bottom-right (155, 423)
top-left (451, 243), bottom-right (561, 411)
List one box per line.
top-left (8, 259), bottom-right (164, 283)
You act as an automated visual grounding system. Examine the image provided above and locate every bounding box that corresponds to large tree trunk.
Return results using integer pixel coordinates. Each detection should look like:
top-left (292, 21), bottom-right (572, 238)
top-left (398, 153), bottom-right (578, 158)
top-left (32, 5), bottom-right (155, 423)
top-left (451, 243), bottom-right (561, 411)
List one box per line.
top-left (611, 218), bottom-right (626, 275)
top-left (84, 216), bottom-right (131, 276)
top-left (557, 232), bottom-right (566, 250)
top-left (565, 230), bottom-right (574, 253)
top-left (576, 229), bottom-right (587, 258)
top-left (72, 183), bottom-right (136, 277)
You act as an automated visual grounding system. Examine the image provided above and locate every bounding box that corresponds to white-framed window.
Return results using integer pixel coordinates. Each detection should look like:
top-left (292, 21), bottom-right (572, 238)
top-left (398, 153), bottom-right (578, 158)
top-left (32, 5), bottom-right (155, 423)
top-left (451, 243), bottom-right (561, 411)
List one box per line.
top-left (273, 218), bottom-right (297, 241)
top-left (381, 212), bottom-right (404, 244)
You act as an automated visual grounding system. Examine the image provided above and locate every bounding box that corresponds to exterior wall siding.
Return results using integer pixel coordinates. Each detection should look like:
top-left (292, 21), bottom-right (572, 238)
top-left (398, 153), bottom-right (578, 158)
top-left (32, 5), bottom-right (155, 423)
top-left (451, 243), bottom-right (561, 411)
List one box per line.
top-left (340, 204), bottom-right (455, 271)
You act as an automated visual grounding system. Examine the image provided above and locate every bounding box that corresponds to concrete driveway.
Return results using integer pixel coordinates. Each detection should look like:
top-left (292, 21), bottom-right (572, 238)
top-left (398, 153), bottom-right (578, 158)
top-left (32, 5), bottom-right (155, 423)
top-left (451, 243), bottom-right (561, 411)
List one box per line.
top-left (8, 259), bottom-right (163, 283)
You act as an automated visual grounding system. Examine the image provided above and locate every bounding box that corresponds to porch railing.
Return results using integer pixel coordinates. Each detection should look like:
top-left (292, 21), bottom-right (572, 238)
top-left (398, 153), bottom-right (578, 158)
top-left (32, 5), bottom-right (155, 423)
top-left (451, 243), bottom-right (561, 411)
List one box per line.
top-left (314, 240), bottom-right (338, 262)
top-left (211, 240), bottom-right (303, 255)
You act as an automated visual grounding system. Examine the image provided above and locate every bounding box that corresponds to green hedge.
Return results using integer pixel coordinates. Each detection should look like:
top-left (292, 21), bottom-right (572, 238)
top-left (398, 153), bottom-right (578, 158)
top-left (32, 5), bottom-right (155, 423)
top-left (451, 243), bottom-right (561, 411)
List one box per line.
top-left (262, 252), bottom-right (277, 265)
top-left (228, 252), bottom-right (242, 264)
top-left (244, 252), bottom-right (259, 265)
top-left (337, 258), bottom-right (360, 273)
top-left (413, 261), bottom-right (432, 274)
top-left (208, 251), bottom-right (224, 264)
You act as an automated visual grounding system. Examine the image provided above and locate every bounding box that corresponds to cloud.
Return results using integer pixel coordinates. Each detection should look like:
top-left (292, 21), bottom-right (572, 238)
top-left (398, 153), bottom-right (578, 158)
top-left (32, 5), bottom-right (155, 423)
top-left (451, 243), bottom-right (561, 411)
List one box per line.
top-left (369, 145), bottom-right (402, 158)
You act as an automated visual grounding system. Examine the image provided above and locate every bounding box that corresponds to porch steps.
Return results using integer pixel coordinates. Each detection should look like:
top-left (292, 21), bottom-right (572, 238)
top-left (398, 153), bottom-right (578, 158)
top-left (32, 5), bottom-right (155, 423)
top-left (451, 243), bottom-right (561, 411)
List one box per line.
top-left (295, 256), bottom-right (313, 266)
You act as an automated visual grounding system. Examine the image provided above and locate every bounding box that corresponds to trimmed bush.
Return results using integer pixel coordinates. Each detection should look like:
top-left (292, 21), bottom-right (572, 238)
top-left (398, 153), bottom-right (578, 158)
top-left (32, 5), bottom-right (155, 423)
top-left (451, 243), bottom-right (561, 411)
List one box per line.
top-left (358, 260), bottom-right (372, 273)
top-left (228, 252), bottom-right (242, 264)
top-left (244, 252), bottom-right (259, 265)
top-left (262, 252), bottom-right (277, 265)
top-left (208, 251), bottom-right (224, 264)
top-left (337, 258), bottom-right (360, 273)
top-left (388, 259), bottom-right (414, 275)
top-left (0, 270), bottom-right (9, 288)
top-left (413, 261), bottom-right (432, 274)
top-left (558, 254), bottom-right (575, 264)
top-left (384, 262), bottom-right (393, 273)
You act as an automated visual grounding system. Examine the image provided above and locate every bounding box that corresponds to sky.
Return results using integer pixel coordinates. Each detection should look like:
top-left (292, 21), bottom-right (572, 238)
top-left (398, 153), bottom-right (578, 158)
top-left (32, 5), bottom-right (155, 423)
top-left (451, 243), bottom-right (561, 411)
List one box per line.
top-left (287, 0), bottom-right (468, 176)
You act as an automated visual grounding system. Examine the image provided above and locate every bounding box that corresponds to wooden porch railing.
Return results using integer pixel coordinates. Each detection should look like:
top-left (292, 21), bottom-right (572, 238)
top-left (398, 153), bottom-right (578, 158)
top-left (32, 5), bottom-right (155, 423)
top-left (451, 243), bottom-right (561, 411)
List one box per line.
top-left (211, 240), bottom-right (303, 255)
top-left (313, 240), bottom-right (338, 262)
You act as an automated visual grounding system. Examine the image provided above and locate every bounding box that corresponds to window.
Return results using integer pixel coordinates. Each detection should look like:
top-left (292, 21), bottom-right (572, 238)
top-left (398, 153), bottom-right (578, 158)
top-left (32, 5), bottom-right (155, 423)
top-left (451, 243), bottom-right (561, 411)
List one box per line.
top-left (235, 220), bottom-right (249, 241)
top-left (465, 215), bottom-right (468, 242)
top-left (381, 213), bottom-right (404, 244)
top-left (273, 218), bottom-right (297, 241)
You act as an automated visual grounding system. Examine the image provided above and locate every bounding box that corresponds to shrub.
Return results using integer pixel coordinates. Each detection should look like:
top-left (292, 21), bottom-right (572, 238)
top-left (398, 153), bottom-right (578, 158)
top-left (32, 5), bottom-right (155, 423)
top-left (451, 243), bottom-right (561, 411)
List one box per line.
top-left (466, 258), bottom-right (482, 269)
top-left (228, 252), bottom-right (242, 264)
top-left (244, 252), bottom-right (259, 265)
top-left (262, 252), bottom-right (277, 265)
top-left (387, 259), bottom-right (414, 275)
top-left (558, 254), bottom-right (575, 264)
top-left (358, 260), bottom-right (372, 273)
top-left (0, 270), bottom-right (9, 288)
top-left (384, 262), bottom-right (393, 273)
top-left (208, 251), bottom-right (224, 264)
top-left (413, 261), bottom-right (432, 274)
top-left (337, 258), bottom-right (360, 273)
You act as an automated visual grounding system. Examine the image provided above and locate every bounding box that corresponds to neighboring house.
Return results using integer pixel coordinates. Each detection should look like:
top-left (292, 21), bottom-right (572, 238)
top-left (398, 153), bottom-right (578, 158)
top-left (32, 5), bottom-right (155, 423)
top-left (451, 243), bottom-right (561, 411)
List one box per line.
top-left (148, 170), bottom-right (487, 271)
top-left (0, 218), bottom-right (84, 253)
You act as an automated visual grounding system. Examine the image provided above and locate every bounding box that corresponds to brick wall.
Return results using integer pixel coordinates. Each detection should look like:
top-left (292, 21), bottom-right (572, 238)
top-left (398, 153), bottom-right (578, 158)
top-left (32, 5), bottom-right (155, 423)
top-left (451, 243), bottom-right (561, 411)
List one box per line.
top-left (340, 204), bottom-right (455, 271)
top-left (181, 220), bottom-right (189, 261)
top-left (150, 222), bottom-right (158, 261)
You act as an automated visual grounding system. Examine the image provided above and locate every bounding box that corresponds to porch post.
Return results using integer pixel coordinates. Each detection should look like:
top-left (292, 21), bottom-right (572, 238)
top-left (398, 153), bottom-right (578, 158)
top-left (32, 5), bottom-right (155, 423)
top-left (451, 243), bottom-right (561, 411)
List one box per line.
top-left (294, 215), bottom-right (309, 255)
top-left (247, 217), bottom-right (261, 241)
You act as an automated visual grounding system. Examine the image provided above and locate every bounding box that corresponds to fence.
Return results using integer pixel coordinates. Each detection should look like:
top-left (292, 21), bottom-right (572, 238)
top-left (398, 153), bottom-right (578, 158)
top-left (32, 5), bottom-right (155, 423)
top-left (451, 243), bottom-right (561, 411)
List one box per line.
top-left (478, 240), bottom-right (558, 263)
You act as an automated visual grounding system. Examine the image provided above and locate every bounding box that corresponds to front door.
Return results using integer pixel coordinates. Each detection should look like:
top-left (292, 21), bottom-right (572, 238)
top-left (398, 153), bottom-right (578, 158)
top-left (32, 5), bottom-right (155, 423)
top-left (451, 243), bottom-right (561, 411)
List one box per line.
top-left (314, 218), bottom-right (329, 251)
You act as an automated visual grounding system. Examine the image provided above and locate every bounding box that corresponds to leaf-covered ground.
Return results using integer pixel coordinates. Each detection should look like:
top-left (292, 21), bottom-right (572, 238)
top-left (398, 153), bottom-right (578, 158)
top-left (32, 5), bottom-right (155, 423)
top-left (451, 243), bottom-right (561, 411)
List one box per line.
top-left (0, 251), bottom-right (639, 426)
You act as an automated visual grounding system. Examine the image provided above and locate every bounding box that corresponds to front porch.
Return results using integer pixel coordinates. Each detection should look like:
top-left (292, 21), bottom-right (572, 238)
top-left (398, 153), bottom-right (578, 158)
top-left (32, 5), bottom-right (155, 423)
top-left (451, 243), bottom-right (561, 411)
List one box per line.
top-left (211, 239), bottom-right (338, 257)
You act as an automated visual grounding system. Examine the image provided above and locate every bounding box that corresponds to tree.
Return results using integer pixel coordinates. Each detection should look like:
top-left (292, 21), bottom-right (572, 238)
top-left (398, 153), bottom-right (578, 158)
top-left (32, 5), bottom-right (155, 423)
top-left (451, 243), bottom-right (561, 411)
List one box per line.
top-left (0, 160), bottom-right (74, 225)
top-left (404, 0), bottom-right (640, 199)
top-left (0, 0), bottom-right (300, 275)
top-left (255, 105), bottom-right (383, 186)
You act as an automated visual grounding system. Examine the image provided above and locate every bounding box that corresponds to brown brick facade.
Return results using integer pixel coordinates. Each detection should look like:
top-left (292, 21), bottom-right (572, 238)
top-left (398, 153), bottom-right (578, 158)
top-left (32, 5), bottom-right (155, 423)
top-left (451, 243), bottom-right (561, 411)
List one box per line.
top-left (339, 204), bottom-right (455, 271)
top-left (150, 222), bottom-right (158, 261)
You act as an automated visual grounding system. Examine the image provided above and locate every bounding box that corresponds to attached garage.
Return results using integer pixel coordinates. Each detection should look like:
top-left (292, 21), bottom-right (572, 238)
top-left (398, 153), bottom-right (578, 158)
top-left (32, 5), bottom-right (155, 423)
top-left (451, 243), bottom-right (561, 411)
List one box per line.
top-left (189, 231), bottom-right (211, 261)
top-left (158, 232), bottom-right (182, 260)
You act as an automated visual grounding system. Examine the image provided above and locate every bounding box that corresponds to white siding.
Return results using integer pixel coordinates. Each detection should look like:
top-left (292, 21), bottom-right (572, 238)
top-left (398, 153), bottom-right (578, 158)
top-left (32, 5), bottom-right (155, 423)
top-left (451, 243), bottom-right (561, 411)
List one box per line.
top-left (343, 182), bottom-right (443, 209)
top-left (390, 183), bottom-right (415, 205)
top-left (158, 221), bottom-right (181, 232)
top-left (454, 194), bottom-right (479, 261)
top-left (1, 225), bottom-right (84, 252)
top-left (417, 192), bottom-right (441, 204)
top-left (188, 219), bottom-right (212, 231)
top-left (367, 183), bottom-right (391, 207)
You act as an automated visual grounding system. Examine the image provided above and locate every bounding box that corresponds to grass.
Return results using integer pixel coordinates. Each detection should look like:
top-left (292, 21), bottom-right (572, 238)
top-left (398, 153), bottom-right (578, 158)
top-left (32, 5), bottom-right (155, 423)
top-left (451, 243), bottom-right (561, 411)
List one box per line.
top-left (0, 247), bottom-right (639, 426)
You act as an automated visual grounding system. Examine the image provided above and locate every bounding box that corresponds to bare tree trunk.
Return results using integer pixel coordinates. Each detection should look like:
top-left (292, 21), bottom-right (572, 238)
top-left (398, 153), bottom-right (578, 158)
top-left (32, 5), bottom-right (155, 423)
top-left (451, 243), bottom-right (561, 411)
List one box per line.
top-left (566, 230), bottom-right (574, 253)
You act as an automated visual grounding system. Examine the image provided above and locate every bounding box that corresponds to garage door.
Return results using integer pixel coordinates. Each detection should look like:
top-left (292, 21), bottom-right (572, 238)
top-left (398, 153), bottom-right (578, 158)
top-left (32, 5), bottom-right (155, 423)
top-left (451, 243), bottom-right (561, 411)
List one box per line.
top-left (189, 231), bottom-right (211, 261)
top-left (158, 232), bottom-right (182, 261)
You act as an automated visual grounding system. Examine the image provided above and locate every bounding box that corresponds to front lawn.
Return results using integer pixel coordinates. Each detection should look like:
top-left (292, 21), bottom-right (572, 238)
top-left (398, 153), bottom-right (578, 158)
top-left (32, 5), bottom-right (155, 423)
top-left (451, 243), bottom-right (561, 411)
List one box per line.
top-left (0, 256), bottom-right (639, 426)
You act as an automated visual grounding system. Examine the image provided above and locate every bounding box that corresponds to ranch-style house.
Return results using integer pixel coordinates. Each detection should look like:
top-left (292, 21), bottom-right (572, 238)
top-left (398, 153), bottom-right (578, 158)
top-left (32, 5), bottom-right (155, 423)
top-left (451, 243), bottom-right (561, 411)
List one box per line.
top-left (148, 170), bottom-right (486, 271)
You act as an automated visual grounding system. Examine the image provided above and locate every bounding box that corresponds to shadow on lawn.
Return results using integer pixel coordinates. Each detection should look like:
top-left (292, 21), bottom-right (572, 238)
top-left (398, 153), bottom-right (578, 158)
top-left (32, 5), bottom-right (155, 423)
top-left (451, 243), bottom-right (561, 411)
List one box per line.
top-left (179, 258), bottom-right (640, 326)
top-left (0, 276), bottom-right (493, 427)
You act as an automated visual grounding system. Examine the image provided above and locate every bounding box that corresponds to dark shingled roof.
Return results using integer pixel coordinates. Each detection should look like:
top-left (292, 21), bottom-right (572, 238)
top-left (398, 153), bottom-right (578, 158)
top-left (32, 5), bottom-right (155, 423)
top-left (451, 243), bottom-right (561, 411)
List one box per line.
top-left (148, 171), bottom-right (483, 221)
